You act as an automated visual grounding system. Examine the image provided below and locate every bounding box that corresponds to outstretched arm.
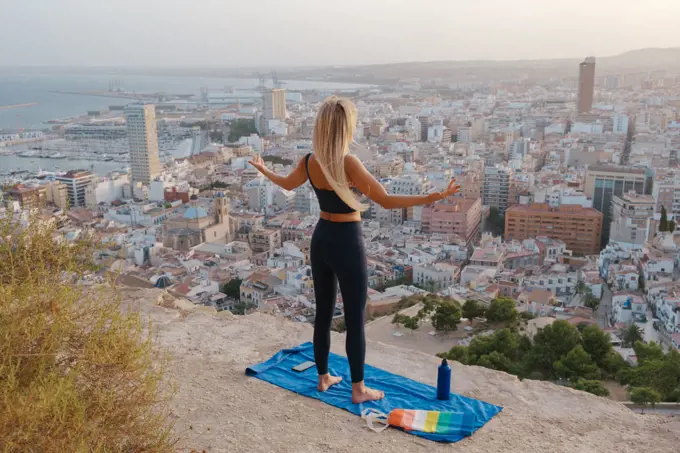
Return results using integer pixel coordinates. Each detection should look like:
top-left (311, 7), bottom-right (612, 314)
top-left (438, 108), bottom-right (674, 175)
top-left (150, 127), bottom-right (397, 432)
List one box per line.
top-left (344, 155), bottom-right (460, 209)
top-left (248, 154), bottom-right (308, 191)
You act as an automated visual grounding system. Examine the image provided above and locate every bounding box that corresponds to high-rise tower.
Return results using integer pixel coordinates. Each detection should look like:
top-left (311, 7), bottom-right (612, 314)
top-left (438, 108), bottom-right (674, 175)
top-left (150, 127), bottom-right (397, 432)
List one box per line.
top-left (125, 103), bottom-right (161, 184)
top-left (577, 57), bottom-right (596, 113)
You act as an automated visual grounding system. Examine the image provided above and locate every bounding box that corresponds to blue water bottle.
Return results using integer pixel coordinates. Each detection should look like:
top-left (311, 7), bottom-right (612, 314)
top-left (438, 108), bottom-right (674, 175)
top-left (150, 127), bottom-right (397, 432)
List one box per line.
top-left (437, 358), bottom-right (451, 400)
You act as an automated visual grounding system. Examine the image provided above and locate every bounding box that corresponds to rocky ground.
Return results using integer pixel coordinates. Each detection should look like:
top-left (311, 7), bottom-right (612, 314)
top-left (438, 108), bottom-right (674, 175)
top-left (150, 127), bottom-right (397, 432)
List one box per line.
top-left (122, 287), bottom-right (680, 453)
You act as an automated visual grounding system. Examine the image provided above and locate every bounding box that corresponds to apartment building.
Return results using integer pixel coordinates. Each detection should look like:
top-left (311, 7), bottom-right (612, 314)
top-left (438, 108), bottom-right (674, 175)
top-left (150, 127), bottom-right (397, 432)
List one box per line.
top-left (421, 198), bottom-right (482, 246)
top-left (652, 174), bottom-right (680, 218)
top-left (609, 192), bottom-right (655, 246)
top-left (483, 165), bottom-right (513, 213)
top-left (56, 170), bottom-right (96, 208)
top-left (584, 165), bottom-right (653, 247)
top-left (249, 228), bottom-right (282, 254)
top-left (7, 184), bottom-right (47, 209)
top-left (505, 203), bottom-right (603, 255)
top-left (263, 88), bottom-right (287, 120)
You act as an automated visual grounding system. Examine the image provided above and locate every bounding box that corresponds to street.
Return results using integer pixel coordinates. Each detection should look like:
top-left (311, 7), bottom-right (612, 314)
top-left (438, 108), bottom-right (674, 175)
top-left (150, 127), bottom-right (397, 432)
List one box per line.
top-left (596, 284), bottom-right (613, 329)
top-left (637, 308), bottom-right (662, 344)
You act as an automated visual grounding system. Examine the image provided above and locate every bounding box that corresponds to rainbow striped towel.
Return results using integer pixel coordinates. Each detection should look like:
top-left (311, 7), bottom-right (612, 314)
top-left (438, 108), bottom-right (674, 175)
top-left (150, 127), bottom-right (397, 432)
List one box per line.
top-left (362, 408), bottom-right (477, 437)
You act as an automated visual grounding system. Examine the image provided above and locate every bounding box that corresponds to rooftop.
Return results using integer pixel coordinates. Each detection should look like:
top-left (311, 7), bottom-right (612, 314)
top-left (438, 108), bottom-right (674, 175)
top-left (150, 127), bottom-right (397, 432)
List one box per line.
top-left (183, 206), bottom-right (209, 219)
top-left (506, 203), bottom-right (602, 218)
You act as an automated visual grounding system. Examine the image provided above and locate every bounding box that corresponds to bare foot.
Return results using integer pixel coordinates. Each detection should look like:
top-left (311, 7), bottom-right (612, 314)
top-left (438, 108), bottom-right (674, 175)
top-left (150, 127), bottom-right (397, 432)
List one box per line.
top-left (317, 374), bottom-right (343, 392)
top-left (352, 382), bottom-right (385, 404)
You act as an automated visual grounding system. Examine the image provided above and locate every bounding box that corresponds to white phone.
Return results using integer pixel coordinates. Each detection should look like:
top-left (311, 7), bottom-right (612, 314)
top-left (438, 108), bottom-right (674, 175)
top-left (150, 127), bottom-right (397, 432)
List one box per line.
top-left (292, 361), bottom-right (315, 372)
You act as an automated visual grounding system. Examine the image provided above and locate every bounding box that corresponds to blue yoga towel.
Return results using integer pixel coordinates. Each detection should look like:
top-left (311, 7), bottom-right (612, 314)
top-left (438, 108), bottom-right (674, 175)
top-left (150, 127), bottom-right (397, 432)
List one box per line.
top-left (246, 342), bottom-right (502, 443)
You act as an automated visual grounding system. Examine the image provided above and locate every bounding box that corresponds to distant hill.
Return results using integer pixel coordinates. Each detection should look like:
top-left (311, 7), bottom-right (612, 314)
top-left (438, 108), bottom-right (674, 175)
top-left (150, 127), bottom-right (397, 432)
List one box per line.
top-left (268, 47), bottom-right (680, 84)
top-left (6, 47), bottom-right (680, 84)
top-left (599, 47), bottom-right (680, 69)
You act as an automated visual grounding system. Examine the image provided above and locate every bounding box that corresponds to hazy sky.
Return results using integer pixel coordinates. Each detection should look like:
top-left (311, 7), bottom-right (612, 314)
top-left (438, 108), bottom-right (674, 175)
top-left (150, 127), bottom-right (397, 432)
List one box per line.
top-left (3, 0), bottom-right (680, 67)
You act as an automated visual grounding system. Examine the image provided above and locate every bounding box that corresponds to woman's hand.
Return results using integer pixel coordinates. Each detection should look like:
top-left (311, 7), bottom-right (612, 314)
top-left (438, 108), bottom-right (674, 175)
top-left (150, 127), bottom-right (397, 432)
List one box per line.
top-left (426, 178), bottom-right (461, 203)
top-left (248, 154), bottom-right (267, 174)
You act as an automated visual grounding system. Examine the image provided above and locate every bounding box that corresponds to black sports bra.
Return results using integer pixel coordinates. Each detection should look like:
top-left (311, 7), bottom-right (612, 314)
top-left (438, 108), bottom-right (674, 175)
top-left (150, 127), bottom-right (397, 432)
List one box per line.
top-left (305, 153), bottom-right (356, 214)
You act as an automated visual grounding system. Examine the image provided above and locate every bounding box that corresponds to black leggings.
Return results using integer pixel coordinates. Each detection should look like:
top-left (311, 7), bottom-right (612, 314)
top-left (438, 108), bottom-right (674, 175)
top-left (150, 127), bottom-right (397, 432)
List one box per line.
top-left (311, 219), bottom-right (367, 383)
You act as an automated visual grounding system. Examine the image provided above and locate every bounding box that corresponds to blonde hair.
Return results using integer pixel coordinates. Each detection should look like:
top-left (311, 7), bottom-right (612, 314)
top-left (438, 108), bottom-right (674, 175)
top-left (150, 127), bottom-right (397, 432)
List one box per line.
top-left (312, 96), bottom-right (366, 211)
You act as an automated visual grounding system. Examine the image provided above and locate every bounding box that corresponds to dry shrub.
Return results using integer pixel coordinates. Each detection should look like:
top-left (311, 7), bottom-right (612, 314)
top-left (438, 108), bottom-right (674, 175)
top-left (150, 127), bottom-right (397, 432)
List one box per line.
top-left (0, 213), bottom-right (177, 452)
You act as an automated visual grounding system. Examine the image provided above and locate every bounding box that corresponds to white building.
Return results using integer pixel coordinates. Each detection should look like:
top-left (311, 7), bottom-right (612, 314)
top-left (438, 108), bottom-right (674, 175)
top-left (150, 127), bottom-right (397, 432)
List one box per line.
top-left (571, 122), bottom-right (604, 134)
top-left (56, 170), bottom-right (96, 208)
top-left (457, 127), bottom-right (472, 143)
top-left (656, 296), bottom-right (680, 335)
top-left (272, 187), bottom-right (295, 211)
top-left (483, 165), bottom-right (512, 213)
top-left (611, 292), bottom-right (647, 325)
top-left (237, 133), bottom-right (262, 152)
top-left (413, 263), bottom-right (460, 291)
top-left (534, 187), bottom-right (593, 208)
top-left (125, 104), bottom-right (161, 185)
top-left (609, 192), bottom-right (655, 247)
top-left (613, 114), bottom-right (630, 135)
top-left (523, 271), bottom-right (579, 299)
top-left (245, 177), bottom-right (273, 212)
top-left (148, 180), bottom-right (166, 202)
top-left (264, 119), bottom-right (288, 136)
top-left (94, 174), bottom-right (130, 203)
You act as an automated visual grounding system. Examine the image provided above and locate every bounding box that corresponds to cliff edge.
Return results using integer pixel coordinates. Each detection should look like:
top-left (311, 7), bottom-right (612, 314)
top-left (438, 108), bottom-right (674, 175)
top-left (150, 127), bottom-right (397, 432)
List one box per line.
top-left (123, 288), bottom-right (679, 453)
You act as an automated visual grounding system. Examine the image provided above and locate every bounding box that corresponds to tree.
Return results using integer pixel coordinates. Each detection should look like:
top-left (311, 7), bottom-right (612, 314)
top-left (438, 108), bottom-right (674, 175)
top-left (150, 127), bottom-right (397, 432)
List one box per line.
top-left (486, 206), bottom-right (505, 236)
top-left (431, 302), bottom-right (462, 332)
top-left (392, 313), bottom-right (420, 331)
top-left (623, 354), bottom-right (680, 399)
top-left (601, 351), bottom-right (630, 379)
top-left (222, 278), bottom-right (242, 301)
top-left (527, 321), bottom-right (582, 378)
top-left (581, 325), bottom-right (613, 367)
top-left (477, 351), bottom-right (512, 372)
top-left (554, 345), bottom-right (601, 381)
top-left (575, 281), bottom-right (586, 295)
top-left (423, 278), bottom-right (438, 293)
top-left (669, 220), bottom-right (676, 233)
top-left (462, 299), bottom-right (486, 320)
top-left (230, 301), bottom-right (256, 316)
top-left (209, 130), bottom-right (224, 143)
top-left (210, 181), bottom-right (229, 189)
top-left (570, 379), bottom-right (610, 397)
top-left (403, 316), bottom-right (421, 331)
top-left (0, 213), bottom-right (176, 451)
top-left (442, 345), bottom-right (470, 364)
top-left (263, 155), bottom-right (294, 166)
top-left (227, 119), bottom-right (259, 143)
top-left (486, 298), bottom-right (518, 323)
top-left (634, 341), bottom-right (664, 365)
top-left (583, 293), bottom-right (600, 311)
top-left (659, 206), bottom-right (669, 232)
top-left (629, 387), bottom-right (661, 414)
top-left (667, 387), bottom-right (680, 404)
top-left (621, 324), bottom-right (644, 348)
top-left (392, 313), bottom-right (406, 325)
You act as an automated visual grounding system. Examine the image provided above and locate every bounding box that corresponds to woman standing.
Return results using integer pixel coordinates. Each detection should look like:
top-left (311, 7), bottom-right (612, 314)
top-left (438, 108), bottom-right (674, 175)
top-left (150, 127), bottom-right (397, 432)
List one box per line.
top-left (249, 96), bottom-right (460, 403)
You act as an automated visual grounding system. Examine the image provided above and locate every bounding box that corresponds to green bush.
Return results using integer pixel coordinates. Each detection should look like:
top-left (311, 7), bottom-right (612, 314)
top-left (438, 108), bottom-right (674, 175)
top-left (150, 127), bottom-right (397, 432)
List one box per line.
top-left (486, 297), bottom-right (518, 323)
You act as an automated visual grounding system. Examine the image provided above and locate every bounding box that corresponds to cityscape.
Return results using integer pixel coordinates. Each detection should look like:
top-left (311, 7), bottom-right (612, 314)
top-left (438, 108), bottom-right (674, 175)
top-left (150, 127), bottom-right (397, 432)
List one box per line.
top-left (3, 3), bottom-right (680, 448)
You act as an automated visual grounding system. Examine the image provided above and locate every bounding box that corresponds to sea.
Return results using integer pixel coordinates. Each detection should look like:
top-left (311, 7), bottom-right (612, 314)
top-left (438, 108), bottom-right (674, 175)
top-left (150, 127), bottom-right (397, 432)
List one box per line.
top-left (0, 72), bottom-right (368, 175)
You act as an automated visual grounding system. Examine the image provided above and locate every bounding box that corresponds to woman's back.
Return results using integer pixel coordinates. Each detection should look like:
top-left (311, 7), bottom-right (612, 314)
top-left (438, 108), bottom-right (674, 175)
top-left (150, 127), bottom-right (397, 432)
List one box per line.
top-left (305, 153), bottom-right (356, 214)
